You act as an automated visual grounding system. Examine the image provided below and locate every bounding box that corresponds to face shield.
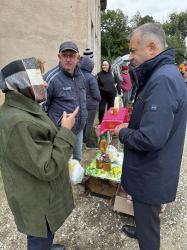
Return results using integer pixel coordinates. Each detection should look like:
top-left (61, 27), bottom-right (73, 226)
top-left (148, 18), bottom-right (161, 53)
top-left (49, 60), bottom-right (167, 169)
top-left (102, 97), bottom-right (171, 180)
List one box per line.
top-left (0, 57), bottom-right (46, 103)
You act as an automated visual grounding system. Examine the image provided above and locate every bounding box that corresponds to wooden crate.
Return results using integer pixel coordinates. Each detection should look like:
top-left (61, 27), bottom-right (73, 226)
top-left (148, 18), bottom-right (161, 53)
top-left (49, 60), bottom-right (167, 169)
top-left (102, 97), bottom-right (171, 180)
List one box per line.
top-left (85, 176), bottom-right (118, 198)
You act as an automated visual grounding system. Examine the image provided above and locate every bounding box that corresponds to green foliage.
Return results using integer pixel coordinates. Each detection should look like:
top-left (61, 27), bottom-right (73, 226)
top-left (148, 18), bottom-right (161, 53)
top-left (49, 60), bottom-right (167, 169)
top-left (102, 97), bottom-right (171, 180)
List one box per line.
top-left (166, 33), bottom-right (186, 64)
top-left (130, 11), bottom-right (155, 30)
top-left (163, 11), bottom-right (187, 40)
top-left (101, 9), bottom-right (187, 64)
top-left (162, 11), bottom-right (187, 63)
top-left (101, 9), bottom-right (129, 61)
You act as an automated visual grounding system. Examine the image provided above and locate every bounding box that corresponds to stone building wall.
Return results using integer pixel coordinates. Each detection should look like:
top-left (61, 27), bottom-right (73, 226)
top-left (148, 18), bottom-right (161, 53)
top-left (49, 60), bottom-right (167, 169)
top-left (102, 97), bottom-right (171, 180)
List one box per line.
top-left (0, 0), bottom-right (105, 102)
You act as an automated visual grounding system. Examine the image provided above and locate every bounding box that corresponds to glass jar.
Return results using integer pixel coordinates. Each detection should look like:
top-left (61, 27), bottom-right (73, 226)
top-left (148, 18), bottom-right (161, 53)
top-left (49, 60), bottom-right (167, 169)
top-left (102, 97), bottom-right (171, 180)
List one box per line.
top-left (102, 157), bottom-right (111, 171)
top-left (96, 156), bottom-right (103, 169)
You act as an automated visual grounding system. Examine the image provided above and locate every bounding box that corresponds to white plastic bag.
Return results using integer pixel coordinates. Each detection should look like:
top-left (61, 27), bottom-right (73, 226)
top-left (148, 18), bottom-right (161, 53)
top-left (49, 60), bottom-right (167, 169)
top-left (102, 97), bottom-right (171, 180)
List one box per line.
top-left (68, 159), bottom-right (84, 185)
top-left (106, 145), bottom-right (118, 162)
top-left (114, 95), bottom-right (120, 110)
top-left (115, 152), bottom-right (124, 165)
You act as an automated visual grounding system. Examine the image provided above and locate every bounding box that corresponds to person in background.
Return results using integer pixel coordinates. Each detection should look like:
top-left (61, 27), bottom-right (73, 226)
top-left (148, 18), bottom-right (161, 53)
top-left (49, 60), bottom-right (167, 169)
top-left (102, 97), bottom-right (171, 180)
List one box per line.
top-left (83, 48), bottom-right (94, 59)
top-left (128, 63), bottom-right (139, 103)
top-left (114, 23), bottom-right (187, 250)
top-left (0, 57), bottom-right (79, 250)
top-left (97, 61), bottom-right (121, 123)
top-left (120, 65), bottom-right (132, 107)
top-left (80, 56), bottom-right (101, 149)
top-left (44, 41), bottom-right (87, 162)
top-left (79, 47), bottom-right (94, 66)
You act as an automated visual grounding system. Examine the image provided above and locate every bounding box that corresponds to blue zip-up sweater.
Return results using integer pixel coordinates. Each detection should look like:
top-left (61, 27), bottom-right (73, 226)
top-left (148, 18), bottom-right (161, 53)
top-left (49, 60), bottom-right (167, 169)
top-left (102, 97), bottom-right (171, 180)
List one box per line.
top-left (120, 49), bottom-right (187, 204)
top-left (44, 63), bottom-right (87, 135)
top-left (80, 57), bottom-right (101, 110)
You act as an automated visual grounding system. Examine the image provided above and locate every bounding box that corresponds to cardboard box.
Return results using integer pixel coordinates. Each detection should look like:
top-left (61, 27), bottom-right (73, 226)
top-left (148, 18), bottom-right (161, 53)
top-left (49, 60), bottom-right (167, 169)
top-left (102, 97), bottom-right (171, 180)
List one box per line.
top-left (113, 185), bottom-right (134, 216)
top-left (85, 176), bottom-right (118, 198)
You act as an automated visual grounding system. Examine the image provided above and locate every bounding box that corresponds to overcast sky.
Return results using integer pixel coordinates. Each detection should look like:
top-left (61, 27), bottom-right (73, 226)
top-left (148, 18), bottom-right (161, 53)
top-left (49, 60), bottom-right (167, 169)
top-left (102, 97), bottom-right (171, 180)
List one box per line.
top-left (107, 0), bottom-right (187, 23)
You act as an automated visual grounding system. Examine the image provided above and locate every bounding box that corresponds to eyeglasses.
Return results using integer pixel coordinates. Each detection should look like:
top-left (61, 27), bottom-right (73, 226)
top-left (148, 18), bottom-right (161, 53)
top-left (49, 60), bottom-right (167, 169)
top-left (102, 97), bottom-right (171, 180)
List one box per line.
top-left (61, 53), bottom-right (77, 59)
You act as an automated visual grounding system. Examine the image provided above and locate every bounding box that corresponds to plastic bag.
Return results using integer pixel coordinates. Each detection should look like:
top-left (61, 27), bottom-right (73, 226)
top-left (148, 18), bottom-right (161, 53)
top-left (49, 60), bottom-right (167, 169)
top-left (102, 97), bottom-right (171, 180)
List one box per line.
top-left (106, 145), bottom-right (118, 162)
top-left (114, 96), bottom-right (120, 110)
top-left (115, 152), bottom-right (124, 165)
top-left (114, 95), bottom-right (123, 110)
top-left (68, 159), bottom-right (84, 184)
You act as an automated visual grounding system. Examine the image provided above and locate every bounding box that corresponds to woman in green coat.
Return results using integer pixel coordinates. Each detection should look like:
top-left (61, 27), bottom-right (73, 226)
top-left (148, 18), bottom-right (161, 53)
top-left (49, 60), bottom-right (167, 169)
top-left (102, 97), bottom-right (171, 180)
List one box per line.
top-left (0, 57), bottom-right (79, 250)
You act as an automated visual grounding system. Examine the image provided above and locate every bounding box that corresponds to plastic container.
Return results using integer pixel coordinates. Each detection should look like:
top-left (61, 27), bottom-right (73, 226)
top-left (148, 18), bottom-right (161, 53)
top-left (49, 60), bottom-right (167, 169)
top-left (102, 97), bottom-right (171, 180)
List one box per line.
top-left (99, 138), bottom-right (107, 153)
top-left (112, 107), bottom-right (119, 115)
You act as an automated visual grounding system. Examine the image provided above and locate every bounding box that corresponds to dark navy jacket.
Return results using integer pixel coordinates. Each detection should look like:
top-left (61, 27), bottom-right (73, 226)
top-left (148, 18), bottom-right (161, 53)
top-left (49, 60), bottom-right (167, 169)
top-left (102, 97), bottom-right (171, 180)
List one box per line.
top-left (44, 63), bottom-right (87, 135)
top-left (120, 49), bottom-right (187, 205)
top-left (80, 57), bottom-right (101, 110)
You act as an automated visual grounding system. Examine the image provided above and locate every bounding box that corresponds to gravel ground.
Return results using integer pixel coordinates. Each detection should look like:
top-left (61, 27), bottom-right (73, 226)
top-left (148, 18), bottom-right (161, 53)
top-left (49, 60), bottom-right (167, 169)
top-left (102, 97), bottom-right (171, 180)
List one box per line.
top-left (0, 135), bottom-right (187, 250)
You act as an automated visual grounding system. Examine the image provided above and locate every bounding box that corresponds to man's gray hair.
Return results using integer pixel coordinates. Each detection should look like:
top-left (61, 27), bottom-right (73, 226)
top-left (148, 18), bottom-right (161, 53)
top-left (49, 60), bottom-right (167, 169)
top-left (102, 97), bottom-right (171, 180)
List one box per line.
top-left (132, 23), bottom-right (167, 51)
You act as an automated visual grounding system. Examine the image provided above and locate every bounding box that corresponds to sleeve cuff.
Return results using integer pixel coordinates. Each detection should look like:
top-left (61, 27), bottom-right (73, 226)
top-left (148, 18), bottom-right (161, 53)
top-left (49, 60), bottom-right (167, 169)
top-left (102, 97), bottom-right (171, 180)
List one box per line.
top-left (119, 127), bottom-right (133, 144)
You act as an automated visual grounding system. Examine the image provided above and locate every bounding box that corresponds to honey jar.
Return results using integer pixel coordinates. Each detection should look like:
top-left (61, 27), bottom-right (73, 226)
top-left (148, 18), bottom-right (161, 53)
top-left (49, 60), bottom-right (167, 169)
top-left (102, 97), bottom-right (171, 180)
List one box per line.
top-left (102, 157), bottom-right (111, 171)
top-left (96, 156), bottom-right (103, 169)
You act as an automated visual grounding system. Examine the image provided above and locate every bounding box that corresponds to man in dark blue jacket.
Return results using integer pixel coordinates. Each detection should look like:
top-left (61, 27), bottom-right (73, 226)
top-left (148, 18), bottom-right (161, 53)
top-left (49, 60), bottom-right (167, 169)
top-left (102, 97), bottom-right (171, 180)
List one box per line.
top-left (115, 23), bottom-right (187, 250)
top-left (44, 41), bottom-right (87, 162)
top-left (80, 56), bottom-right (101, 149)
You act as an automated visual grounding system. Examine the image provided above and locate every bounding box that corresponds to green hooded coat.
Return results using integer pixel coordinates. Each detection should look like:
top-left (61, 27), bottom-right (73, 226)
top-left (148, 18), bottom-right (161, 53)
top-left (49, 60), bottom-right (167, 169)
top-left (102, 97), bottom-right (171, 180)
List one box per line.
top-left (0, 91), bottom-right (76, 237)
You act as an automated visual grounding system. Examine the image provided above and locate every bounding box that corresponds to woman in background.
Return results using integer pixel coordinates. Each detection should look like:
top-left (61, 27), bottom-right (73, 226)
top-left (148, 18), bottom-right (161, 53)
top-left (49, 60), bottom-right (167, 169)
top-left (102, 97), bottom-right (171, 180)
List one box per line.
top-left (120, 65), bottom-right (132, 107)
top-left (97, 61), bottom-right (121, 123)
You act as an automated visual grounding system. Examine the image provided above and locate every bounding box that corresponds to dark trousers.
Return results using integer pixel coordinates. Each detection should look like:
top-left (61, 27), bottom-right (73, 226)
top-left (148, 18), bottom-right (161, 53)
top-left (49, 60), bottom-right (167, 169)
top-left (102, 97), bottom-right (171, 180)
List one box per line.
top-left (133, 199), bottom-right (161, 250)
top-left (27, 222), bottom-right (54, 250)
top-left (99, 95), bottom-right (115, 123)
top-left (122, 91), bottom-right (128, 107)
top-left (83, 109), bottom-right (97, 144)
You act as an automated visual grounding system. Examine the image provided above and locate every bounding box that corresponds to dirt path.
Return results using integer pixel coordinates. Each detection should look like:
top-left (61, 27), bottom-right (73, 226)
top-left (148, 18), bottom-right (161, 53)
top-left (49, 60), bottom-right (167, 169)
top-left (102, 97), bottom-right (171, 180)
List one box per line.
top-left (0, 132), bottom-right (187, 250)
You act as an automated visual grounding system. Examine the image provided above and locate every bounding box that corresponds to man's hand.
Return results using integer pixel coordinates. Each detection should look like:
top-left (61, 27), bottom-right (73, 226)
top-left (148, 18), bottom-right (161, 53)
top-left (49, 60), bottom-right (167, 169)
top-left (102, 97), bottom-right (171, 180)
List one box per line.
top-left (114, 123), bottom-right (128, 137)
top-left (60, 107), bottom-right (79, 130)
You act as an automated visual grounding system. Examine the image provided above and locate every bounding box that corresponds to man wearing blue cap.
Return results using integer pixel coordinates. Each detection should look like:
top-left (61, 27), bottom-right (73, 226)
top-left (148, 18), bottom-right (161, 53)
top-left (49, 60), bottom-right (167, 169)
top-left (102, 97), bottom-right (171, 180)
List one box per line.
top-left (44, 41), bottom-right (87, 162)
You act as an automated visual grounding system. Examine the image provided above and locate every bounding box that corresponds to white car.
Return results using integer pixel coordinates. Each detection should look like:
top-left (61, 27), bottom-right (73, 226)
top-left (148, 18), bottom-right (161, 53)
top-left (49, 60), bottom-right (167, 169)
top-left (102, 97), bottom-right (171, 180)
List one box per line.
top-left (111, 54), bottom-right (130, 79)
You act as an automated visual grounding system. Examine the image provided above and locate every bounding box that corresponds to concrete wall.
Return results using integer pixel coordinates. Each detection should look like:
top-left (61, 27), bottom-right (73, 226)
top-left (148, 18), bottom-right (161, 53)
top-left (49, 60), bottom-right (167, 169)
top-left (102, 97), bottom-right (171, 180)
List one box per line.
top-left (0, 0), bottom-right (102, 102)
top-left (0, 0), bottom-right (101, 72)
top-left (88, 0), bottom-right (101, 72)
